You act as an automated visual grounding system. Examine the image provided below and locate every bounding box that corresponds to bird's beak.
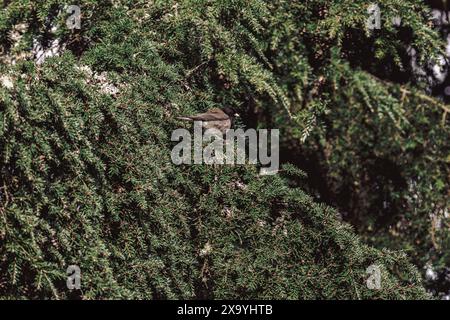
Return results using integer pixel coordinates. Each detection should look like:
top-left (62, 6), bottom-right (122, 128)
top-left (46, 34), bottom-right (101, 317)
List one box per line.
top-left (234, 113), bottom-right (240, 117)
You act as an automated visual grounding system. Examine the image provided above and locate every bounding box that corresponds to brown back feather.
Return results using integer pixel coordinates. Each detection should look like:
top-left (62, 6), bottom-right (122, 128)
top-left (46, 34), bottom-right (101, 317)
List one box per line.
top-left (186, 108), bottom-right (229, 121)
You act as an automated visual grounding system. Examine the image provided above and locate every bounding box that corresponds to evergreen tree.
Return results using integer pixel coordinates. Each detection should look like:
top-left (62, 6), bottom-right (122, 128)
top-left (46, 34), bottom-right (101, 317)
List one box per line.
top-left (0, 0), bottom-right (447, 299)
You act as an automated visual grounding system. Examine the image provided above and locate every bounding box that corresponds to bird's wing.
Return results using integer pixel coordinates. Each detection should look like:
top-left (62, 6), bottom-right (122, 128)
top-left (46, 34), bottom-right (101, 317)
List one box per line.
top-left (188, 108), bottom-right (229, 121)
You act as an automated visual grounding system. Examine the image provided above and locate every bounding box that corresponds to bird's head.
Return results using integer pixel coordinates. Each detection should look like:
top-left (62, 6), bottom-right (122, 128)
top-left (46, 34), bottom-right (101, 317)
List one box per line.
top-left (222, 106), bottom-right (239, 118)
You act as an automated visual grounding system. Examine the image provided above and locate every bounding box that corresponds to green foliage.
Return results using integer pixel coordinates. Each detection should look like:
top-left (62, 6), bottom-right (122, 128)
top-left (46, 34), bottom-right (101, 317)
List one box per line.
top-left (0, 0), bottom-right (445, 299)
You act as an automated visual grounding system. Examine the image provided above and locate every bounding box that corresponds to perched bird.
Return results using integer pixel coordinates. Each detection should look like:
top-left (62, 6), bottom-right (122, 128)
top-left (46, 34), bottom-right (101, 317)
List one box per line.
top-left (176, 107), bottom-right (239, 134)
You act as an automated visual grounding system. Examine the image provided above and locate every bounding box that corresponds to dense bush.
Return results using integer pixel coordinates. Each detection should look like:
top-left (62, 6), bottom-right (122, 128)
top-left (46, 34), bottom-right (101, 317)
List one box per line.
top-left (0, 0), bottom-right (447, 299)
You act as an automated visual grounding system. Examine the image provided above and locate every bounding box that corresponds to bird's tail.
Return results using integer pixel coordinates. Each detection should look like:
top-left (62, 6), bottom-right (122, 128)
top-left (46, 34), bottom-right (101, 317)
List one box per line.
top-left (176, 116), bottom-right (194, 121)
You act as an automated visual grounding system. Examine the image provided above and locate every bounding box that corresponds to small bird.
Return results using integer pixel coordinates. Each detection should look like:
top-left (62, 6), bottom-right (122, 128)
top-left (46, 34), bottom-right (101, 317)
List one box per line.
top-left (176, 107), bottom-right (239, 134)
